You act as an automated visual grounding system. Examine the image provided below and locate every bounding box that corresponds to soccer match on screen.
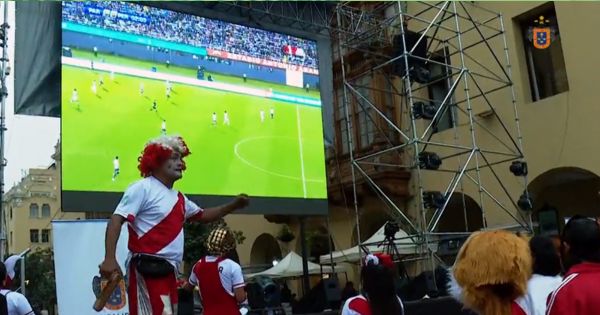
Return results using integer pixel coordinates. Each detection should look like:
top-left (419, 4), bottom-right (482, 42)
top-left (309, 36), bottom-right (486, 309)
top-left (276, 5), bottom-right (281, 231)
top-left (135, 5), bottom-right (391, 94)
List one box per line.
top-left (61, 1), bottom-right (326, 199)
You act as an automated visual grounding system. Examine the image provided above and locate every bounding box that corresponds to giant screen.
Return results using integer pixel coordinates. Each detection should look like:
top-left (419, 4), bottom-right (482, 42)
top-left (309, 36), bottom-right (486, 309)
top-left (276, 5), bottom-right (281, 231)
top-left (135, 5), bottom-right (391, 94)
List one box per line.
top-left (61, 2), bottom-right (327, 213)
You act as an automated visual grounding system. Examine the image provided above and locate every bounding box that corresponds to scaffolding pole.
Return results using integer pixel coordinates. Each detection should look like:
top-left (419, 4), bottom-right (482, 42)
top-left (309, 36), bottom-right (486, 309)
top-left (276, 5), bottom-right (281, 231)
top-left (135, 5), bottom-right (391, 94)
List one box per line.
top-left (331, 1), bottom-right (531, 271)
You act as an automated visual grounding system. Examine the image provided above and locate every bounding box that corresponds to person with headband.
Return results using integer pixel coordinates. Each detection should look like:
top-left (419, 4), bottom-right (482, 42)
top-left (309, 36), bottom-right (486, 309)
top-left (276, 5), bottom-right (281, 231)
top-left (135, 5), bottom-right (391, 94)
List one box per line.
top-left (341, 253), bottom-right (404, 315)
top-left (98, 135), bottom-right (250, 315)
top-left (184, 227), bottom-right (247, 315)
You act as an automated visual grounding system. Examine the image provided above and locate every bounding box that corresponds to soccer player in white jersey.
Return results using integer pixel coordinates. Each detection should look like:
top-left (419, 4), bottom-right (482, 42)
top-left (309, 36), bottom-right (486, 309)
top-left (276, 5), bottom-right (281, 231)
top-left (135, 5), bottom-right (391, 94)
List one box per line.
top-left (139, 82), bottom-right (144, 96)
top-left (224, 111), bottom-right (230, 126)
top-left (270, 107), bottom-right (275, 119)
top-left (212, 112), bottom-right (217, 126)
top-left (185, 228), bottom-right (247, 315)
top-left (260, 109), bottom-right (265, 123)
top-left (161, 120), bottom-right (167, 135)
top-left (91, 80), bottom-right (97, 95)
top-left (112, 156), bottom-right (120, 181)
top-left (166, 85), bottom-right (171, 99)
top-left (99, 135), bottom-right (249, 315)
top-left (71, 88), bottom-right (79, 104)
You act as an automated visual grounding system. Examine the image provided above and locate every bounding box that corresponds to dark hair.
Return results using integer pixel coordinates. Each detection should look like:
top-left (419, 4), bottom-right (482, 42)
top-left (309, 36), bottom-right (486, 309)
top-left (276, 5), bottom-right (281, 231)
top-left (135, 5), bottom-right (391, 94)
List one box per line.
top-left (530, 235), bottom-right (561, 276)
top-left (562, 216), bottom-right (600, 263)
top-left (361, 264), bottom-right (402, 315)
top-left (0, 262), bottom-right (6, 285)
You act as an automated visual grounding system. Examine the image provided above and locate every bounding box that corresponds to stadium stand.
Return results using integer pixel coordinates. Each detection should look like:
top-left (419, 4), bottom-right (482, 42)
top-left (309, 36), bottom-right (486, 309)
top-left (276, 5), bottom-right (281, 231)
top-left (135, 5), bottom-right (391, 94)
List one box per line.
top-left (62, 1), bottom-right (319, 69)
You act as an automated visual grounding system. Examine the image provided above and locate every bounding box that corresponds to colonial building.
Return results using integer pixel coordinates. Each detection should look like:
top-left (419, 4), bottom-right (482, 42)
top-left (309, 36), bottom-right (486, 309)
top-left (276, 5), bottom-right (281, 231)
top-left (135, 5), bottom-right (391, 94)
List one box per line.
top-left (2, 142), bottom-right (85, 254)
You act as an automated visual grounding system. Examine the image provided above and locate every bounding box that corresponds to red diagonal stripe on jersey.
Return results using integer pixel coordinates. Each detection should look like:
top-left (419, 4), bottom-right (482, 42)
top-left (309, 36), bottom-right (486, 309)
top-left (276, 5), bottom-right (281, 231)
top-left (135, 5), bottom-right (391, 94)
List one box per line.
top-left (128, 193), bottom-right (185, 254)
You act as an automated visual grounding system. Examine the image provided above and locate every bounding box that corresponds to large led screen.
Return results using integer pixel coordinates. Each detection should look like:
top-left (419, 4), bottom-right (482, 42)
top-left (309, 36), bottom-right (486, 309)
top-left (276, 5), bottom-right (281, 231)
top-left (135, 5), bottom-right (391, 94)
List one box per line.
top-left (61, 2), bottom-right (327, 213)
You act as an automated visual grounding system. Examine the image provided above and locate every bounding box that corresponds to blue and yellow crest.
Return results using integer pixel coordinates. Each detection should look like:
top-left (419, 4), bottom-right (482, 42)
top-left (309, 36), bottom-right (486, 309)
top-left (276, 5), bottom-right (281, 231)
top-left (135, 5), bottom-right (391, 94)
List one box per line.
top-left (92, 275), bottom-right (128, 310)
top-left (527, 15), bottom-right (557, 50)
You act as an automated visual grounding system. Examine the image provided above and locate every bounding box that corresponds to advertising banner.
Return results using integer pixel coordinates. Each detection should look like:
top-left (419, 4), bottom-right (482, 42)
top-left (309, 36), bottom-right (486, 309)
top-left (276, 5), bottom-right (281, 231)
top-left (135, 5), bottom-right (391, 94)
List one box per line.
top-left (53, 220), bottom-right (130, 315)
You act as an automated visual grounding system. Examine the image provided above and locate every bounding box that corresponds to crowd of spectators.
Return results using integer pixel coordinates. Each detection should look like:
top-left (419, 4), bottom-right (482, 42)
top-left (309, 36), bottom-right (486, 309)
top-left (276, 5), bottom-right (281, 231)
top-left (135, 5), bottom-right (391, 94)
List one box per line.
top-left (62, 1), bottom-right (319, 68)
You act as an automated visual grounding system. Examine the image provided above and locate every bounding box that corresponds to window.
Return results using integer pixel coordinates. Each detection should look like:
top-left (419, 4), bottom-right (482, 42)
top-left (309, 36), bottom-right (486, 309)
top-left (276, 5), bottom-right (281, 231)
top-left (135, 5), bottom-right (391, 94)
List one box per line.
top-left (336, 88), bottom-right (351, 154)
top-left (41, 229), bottom-right (50, 243)
top-left (30, 229), bottom-right (39, 243)
top-left (355, 75), bottom-right (376, 149)
top-left (427, 48), bottom-right (455, 132)
top-left (41, 204), bottom-right (51, 218)
top-left (517, 3), bottom-right (569, 101)
top-left (29, 203), bottom-right (39, 218)
top-left (9, 208), bottom-right (12, 220)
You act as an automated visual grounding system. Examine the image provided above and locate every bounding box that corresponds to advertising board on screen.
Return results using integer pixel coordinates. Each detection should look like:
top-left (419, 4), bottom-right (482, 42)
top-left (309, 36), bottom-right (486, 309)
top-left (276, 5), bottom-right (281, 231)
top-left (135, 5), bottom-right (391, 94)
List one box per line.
top-left (61, 2), bottom-right (327, 214)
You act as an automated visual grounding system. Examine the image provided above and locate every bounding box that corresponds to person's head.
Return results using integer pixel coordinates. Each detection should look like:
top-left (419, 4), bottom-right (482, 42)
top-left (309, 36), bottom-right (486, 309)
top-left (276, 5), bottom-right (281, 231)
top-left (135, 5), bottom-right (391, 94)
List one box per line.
top-left (529, 235), bottom-right (561, 276)
top-left (206, 227), bottom-right (237, 257)
top-left (561, 216), bottom-right (600, 270)
top-left (115, 156), bottom-right (118, 160)
top-left (361, 254), bottom-right (401, 315)
top-left (138, 136), bottom-right (190, 183)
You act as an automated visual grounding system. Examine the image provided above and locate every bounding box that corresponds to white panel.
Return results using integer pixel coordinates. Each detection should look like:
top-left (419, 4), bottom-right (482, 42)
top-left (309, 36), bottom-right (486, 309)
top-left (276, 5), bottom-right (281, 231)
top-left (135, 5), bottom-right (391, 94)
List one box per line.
top-left (53, 220), bottom-right (130, 315)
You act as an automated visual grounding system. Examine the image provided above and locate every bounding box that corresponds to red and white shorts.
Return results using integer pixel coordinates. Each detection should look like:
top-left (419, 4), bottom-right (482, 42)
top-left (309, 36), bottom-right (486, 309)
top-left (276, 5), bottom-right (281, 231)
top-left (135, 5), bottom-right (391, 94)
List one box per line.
top-left (127, 264), bottom-right (179, 315)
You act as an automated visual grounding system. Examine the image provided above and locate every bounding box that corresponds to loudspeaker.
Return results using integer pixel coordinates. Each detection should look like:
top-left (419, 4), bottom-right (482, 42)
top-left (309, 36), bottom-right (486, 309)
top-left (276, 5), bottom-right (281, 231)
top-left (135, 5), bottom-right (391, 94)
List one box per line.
top-left (393, 30), bottom-right (431, 83)
top-left (323, 278), bottom-right (341, 303)
top-left (247, 276), bottom-right (281, 309)
top-left (538, 205), bottom-right (560, 235)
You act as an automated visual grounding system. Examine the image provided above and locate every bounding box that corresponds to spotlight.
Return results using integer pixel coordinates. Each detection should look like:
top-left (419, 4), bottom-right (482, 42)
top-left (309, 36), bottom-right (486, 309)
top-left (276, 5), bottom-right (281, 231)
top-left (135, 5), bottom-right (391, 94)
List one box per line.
top-left (419, 151), bottom-right (442, 170)
top-left (518, 193), bottom-right (533, 211)
top-left (423, 191), bottom-right (445, 209)
top-left (509, 161), bottom-right (528, 176)
top-left (413, 101), bottom-right (437, 120)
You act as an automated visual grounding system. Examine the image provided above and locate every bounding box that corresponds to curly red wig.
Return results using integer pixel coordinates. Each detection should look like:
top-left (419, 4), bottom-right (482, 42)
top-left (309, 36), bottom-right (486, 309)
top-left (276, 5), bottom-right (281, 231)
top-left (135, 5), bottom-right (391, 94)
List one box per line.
top-left (137, 136), bottom-right (191, 177)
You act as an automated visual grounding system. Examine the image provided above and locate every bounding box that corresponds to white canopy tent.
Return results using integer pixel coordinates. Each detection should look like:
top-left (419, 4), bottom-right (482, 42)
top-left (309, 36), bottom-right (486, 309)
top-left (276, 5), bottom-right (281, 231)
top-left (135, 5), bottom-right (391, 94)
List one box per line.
top-left (319, 224), bottom-right (420, 264)
top-left (245, 251), bottom-right (345, 280)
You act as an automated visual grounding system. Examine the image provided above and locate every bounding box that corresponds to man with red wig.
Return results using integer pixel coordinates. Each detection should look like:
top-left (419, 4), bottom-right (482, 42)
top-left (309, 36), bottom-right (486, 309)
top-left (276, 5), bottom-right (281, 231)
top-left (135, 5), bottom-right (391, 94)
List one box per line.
top-left (99, 135), bottom-right (249, 315)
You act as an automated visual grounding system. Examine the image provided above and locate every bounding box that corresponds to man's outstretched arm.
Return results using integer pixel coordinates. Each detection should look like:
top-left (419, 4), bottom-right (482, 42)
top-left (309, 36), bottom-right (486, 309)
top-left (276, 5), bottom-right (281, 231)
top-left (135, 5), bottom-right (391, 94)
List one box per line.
top-left (190, 194), bottom-right (250, 223)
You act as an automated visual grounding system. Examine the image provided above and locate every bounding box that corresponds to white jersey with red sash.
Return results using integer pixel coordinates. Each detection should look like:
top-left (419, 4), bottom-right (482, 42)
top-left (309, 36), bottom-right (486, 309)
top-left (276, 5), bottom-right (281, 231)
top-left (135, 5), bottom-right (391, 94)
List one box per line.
top-left (114, 176), bottom-right (203, 315)
top-left (189, 256), bottom-right (244, 315)
top-left (342, 295), bottom-right (404, 315)
top-left (114, 176), bottom-right (203, 267)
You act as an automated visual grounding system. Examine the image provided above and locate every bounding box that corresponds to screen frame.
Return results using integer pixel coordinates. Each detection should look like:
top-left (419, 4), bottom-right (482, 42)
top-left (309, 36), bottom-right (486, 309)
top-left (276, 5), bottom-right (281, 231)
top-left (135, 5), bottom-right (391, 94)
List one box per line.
top-left (60, 1), bottom-right (334, 215)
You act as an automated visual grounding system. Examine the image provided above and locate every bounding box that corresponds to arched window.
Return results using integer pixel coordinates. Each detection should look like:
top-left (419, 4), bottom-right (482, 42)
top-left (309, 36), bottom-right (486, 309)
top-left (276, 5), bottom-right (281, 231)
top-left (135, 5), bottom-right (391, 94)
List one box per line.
top-left (29, 203), bottom-right (39, 218)
top-left (41, 204), bottom-right (51, 218)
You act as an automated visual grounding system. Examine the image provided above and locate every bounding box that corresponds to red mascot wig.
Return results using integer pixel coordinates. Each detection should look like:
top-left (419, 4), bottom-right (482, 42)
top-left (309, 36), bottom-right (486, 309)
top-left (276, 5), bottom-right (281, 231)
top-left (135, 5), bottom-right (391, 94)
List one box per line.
top-left (138, 135), bottom-right (191, 177)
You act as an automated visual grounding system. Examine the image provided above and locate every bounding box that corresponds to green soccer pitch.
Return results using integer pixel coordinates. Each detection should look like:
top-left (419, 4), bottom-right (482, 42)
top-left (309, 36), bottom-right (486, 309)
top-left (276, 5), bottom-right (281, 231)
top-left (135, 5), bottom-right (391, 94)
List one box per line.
top-left (61, 51), bottom-right (327, 199)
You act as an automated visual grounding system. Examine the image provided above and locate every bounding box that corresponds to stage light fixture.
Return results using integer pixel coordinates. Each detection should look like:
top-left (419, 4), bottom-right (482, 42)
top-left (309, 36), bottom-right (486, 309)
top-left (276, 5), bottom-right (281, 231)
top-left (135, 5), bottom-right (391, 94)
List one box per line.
top-left (509, 161), bottom-right (528, 176)
top-left (384, 221), bottom-right (400, 239)
top-left (518, 193), bottom-right (533, 211)
top-left (413, 101), bottom-right (437, 120)
top-left (419, 151), bottom-right (442, 170)
top-left (423, 191), bottom-right (445, 209)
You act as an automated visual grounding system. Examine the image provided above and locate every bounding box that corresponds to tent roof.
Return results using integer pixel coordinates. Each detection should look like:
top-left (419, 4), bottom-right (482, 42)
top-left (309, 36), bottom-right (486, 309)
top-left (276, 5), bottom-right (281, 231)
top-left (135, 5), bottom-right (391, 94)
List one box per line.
top-left (319, 224), bottom-right (421, 264)
top-left (245, 251), bottom-right (345, 280)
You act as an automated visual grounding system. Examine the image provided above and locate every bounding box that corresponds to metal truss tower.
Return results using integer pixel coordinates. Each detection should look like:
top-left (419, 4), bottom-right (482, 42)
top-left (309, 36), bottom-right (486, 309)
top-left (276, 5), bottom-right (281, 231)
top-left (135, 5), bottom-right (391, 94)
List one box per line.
top-left (332, 1), bottom-right (531, 268)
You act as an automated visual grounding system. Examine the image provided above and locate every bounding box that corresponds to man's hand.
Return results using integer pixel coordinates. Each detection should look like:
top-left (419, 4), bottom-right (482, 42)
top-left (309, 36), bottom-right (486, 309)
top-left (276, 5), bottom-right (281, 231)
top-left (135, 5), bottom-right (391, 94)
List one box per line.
top-left (232, 194), bottom-right (250, 210)
top-left (99, 258), bottom-right (122, 279)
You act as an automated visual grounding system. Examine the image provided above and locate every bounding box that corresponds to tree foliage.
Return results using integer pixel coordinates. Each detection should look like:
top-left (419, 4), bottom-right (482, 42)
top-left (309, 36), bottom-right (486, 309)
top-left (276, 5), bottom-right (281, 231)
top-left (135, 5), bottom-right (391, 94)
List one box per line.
top-left (24, 248), bottom-right (56, 311)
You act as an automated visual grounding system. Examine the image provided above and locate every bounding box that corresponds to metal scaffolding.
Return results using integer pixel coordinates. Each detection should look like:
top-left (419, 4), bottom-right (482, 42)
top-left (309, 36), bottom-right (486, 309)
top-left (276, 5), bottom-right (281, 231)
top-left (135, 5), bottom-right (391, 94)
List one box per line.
top-left (332, 1), bottom-right (531, 268)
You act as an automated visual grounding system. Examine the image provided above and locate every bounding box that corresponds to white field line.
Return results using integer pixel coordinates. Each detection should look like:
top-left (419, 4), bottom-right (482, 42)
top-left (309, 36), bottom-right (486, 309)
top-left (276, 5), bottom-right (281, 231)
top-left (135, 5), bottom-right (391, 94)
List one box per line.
top-left (62, 56), bottom-right (272, 98)
top-left (296, 105), bottom-right (307, 198)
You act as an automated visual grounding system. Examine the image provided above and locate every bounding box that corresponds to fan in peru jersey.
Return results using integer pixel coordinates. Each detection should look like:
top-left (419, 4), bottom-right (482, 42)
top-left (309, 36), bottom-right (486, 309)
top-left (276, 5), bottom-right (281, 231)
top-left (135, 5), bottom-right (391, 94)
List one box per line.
top-left (184, 227), bottom-right (247, 315)
top-left (341, 253), bottom-right (405, 315)
top-left (99, 135), bottom-right (250, 315)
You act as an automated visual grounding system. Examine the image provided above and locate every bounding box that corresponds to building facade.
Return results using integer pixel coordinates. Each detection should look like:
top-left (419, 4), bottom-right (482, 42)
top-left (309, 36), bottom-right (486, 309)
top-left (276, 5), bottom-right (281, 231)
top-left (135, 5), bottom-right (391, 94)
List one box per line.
top-left (229, 1), bottom-right (600, 279)
top-left (3, 142), bottom-right (85, 254)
